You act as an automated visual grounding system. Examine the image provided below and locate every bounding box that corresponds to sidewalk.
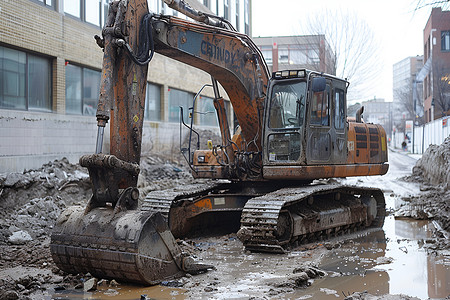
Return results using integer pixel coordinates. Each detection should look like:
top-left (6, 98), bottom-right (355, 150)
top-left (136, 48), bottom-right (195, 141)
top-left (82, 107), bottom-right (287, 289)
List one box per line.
top-left (388, 147), bottom-right (422, 160)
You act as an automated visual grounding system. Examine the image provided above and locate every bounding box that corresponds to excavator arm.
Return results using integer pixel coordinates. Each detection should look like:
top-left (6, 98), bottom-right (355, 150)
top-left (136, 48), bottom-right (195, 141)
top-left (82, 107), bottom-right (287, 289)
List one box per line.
top-left (150, 15), bottom-right (269, 148)
top-left (145, 5), bottom-right (270, 180)
top-left (50, 0), bottom-right (212, 285)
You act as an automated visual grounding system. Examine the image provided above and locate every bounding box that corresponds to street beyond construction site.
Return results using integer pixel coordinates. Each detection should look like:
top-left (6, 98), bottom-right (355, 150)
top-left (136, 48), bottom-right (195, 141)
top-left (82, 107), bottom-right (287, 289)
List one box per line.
top-left (0, 138), bottom-right (449, 300)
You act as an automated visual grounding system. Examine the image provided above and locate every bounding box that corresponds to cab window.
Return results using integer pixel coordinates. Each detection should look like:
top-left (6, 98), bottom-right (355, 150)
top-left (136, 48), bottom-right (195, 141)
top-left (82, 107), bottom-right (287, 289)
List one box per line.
top-left (310, 84), bottom-right (330, 126)
top-left (334, 88), bottom-right (345, 130)
top-left (268, 81), bottom-right (306, 129)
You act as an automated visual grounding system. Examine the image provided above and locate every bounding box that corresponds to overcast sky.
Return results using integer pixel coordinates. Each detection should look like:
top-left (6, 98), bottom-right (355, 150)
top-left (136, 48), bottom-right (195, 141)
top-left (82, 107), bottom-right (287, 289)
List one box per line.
top-left (252, 0), bottom-right (433, 103)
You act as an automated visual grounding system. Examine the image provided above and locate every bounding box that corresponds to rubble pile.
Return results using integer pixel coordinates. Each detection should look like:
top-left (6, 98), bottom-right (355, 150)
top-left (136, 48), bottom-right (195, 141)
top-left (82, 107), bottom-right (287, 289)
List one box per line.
top-left (398, 137), bottom-right (450, 252)
top-left (412, 136), bottom-right (450, 189)
top-left (0, 158), bottom-right (91, 245)
top-left (0, 158), bottom-right (93, 299)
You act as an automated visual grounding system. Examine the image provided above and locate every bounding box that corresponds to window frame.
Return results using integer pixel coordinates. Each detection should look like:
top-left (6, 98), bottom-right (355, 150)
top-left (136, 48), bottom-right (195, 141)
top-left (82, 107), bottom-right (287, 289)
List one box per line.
top-left (334, 88), bottom-right (346, 130)
top-left (235, 0), bottom-right (240, 32)
top-left (168, 87), bottom-right (194, 123)
top-left (0, 46), bottom-right (52, 112)
top-left (442, 30), bottom-right (450, 52)
top-left (65, 63), bottom-right (101, 116)
top-left (63, 0), bottom-right (106, 28)
top-left (144, 82), bottom-right (162, 121)
top-left (224, 0), bottom-right (229, 20)
top-left (310, 84), bottom-right (331, 126)
top-left (30, 0), bottom-right (55, 9)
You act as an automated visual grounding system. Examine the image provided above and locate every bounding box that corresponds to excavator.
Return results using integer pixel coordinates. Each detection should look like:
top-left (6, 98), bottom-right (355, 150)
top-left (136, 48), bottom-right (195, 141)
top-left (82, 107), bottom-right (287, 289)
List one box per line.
top-left (51, 0), bottom-right (389, 285)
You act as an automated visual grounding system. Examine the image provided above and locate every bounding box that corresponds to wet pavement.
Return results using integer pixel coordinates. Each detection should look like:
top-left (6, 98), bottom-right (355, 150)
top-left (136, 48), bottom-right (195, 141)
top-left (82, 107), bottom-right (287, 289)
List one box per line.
top-left (285, 217), bottom-right (449, 299)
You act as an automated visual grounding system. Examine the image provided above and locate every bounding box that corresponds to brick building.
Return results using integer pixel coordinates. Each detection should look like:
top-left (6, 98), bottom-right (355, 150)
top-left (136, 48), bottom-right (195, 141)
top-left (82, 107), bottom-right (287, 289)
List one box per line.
top-left (253, 35), bottom-right (335, 75)
top-left (0, 0), bottom-right (251, 172)
top-left (422, 7), bottom-right (450, 122)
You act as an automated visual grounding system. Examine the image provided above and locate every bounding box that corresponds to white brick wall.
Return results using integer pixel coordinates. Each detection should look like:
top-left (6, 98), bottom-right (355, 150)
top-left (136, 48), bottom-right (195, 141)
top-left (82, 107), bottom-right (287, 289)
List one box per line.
top-left (0, 0), bottom-right (228, 172)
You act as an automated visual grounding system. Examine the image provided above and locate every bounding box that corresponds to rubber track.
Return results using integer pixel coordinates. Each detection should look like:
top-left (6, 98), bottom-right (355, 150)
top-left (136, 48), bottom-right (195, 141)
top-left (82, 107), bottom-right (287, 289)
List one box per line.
top-left (240, 184), bottom-right (385, 253)
top-left (141, 181), bottom-right (226, 216)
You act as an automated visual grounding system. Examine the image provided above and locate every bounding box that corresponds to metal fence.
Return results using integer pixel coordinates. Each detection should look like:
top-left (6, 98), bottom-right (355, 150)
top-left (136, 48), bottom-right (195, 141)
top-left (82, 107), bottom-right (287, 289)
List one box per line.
top-left (411, 116), bottom-right (450, 154)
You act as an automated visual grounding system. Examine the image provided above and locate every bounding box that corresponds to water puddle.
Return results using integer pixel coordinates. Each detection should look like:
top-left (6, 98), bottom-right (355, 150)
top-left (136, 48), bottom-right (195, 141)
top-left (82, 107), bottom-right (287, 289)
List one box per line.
top-left (285, 216), bottom-right (450, 299)
top-left (53, 285), bottom-right (185, 300)
top-left (51, 203), bottom-right (449, 299)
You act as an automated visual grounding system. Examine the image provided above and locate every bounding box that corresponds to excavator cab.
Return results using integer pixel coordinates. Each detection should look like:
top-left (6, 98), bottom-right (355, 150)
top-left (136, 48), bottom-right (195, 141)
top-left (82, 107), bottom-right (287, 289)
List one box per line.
top-left (262, 69), bottom-right (388, 180)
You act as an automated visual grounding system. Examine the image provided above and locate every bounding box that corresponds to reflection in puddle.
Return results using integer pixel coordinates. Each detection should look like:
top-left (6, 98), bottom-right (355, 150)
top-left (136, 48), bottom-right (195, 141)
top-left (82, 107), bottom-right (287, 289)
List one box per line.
top-left (286, 216), bottom-right (449, 299)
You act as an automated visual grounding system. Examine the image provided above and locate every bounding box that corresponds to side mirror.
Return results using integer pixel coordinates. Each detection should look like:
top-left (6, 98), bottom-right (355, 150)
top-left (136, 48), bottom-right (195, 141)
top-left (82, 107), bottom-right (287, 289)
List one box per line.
top-left (311, 77), bottom-right (326, 92)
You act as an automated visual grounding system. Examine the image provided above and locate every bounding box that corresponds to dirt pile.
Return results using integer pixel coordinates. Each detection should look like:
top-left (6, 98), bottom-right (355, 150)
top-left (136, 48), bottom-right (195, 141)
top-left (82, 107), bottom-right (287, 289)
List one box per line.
top-left (0, 158), bottom-right (91, 245)
top-left (412, 136), bottom-right (450, 189)
top-left (0, 158), bottom-right (95, 299)
top-left (0, 154), bottom-right (198, 299)
top-left (398, 137), bottom-right (450, 253)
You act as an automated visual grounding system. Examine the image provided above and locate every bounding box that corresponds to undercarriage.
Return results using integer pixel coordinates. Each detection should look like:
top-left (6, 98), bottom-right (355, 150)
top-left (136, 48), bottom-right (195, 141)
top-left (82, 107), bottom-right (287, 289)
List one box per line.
top-left (142, 181), bottom-right (386, 253)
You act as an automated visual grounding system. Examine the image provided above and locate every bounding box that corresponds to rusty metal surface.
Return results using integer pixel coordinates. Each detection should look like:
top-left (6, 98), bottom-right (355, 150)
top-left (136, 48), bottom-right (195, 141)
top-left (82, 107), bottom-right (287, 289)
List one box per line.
top-left (142, 182), bottom-right (224, 216)
top-left (109, 0), bottom-right (149, 168)
top-left (347, 122), bottom-right (388, 165)
top-left (262, 163), bottom-right (389, 180)
top-left (142, 181), bottom-right (298, 238)
top-left (238, 184), bottom-right (386, 253)
top-left (142, 181), bottom-right (258, 237)
top-left (79, 154), bottom-right (140, 208)
top-left (150, 16), bottom-right (269, 152)
top-left (50, 207), bottom-right (186, 285)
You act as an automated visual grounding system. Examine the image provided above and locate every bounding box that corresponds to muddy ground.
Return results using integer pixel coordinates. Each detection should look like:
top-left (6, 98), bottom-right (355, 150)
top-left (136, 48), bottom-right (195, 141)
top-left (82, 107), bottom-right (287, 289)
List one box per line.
top-left (0, 138), bottom-right (449, 300)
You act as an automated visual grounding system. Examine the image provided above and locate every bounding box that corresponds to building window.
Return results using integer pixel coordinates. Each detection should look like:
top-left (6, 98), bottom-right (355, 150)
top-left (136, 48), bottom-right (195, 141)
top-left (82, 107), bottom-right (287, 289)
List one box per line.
top-left (168, 88), bottom-right (194, 123)
top-left (0, 46), bottom-right (51, 112)
top-left (32, 0), bottom-right (55, 8)
top-left (224, 0), bottom-right (229, 20)
top-left (235, 0), bottom-right (240, 31)
top-left (442, 31), bottom-right (450, 51)
top-left (260, 46), bottom-right (272, 65)
top-left (289, 48), bottom-right (307, 65)
top-left (64, 0), bottom-right (108, 27)
top-left (203, 0), bottom-right (210, 8)
top-left (65, 64), bottom-right (101, 115)
top-left (278, 47), bottom-right (289, 64)
top-left (28, 55), bottom-right (52, 112)
top-left (85, 0), bottom-right (101, 26)
top-left (244, 0), bottom-right (249, 35)
top-left (197, 96), bottom-right (218, 126)
top-left (64, 0), bottom-right (80, 18)
top-left (145, 83), bottom-right (161, 121)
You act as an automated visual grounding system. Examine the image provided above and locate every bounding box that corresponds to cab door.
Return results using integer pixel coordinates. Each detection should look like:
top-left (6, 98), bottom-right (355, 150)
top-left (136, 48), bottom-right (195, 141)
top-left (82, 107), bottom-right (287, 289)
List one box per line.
top-left (306, 79), bottom-right (332, 163)
top-left (331, 83), bottom-right (347, 164)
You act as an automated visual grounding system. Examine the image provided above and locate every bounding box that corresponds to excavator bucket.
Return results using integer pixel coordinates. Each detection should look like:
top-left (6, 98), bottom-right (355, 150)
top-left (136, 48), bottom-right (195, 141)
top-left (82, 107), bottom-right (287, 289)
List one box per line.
top-left (50, 205), bottom-right (206, 285)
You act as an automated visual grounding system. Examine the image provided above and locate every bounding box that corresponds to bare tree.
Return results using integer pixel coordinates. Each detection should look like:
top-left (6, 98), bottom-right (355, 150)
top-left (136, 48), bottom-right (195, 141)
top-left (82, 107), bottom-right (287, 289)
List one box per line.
top-left (304, 9), bottom-right (382, 100)
top-left (433, 63), bottom-right (450, 117)
top-left (394, 87), bottom-right (415, 120)
top-left (413, 0), bottom-right (449, 11)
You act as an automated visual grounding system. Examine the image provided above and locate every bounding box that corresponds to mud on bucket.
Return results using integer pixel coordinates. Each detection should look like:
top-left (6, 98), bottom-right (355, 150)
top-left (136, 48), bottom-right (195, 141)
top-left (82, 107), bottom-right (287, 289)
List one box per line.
top-left (50, 206), bottom-right (188, 285)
